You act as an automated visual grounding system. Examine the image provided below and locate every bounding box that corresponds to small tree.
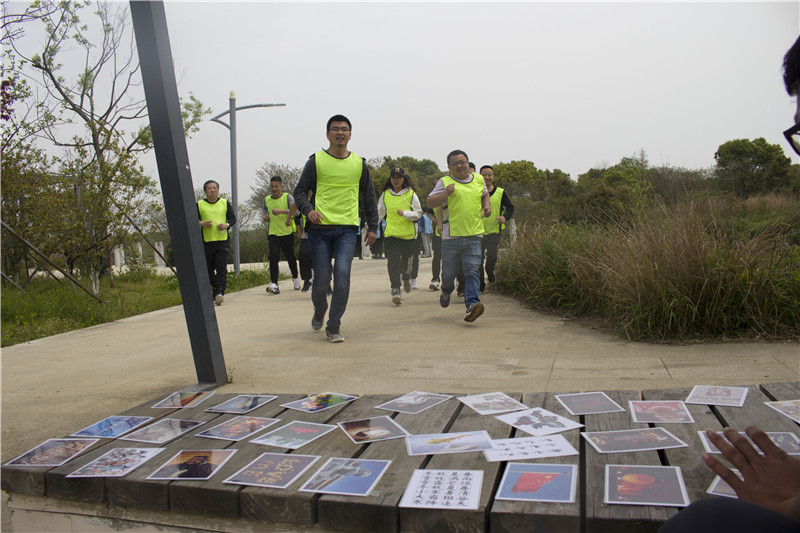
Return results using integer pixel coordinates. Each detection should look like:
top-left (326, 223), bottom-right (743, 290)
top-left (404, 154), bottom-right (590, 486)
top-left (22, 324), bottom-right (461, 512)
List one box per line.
top-left (714, 138), bottom-right (792, 198)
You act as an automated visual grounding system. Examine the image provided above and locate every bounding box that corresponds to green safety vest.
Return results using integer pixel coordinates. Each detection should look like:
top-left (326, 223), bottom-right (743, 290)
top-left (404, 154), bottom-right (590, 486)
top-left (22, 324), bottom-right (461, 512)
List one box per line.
top-left (483, 186), bottom-right (505, 235)
top-left (442, 174), bottom-right (485, 237)
top-left (197, 199), bottom-right (229, 242)
top-left (383, 189), bottom-right (416, 240)
top-left (264, 193), bottom-right (296, 236)
top-left (313, 150), bottom-right (363, 226)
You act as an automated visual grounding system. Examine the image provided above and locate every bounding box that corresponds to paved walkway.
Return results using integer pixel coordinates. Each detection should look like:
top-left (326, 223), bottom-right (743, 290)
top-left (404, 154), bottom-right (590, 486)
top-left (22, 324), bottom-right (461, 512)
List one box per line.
top-left (2, 257), bottom-right (798, 461)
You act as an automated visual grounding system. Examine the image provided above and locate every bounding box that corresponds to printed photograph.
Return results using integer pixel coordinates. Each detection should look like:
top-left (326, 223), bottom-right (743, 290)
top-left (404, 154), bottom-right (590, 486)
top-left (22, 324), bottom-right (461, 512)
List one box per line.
top-left (224, 453), bottom-right (320, 489)
top-left (582, 427), bottom-right (688, 453)
top-left (685, 385), bottom-right (749, 407)
top-left (484, 435), bottom-right (579, 462)
top-left (375, 392), bottom-right (452, 414)
top-left (764, 399), bottom-right (800, 424)
top-left (67, 447), bottom-right (164, 478)
top-left (706, 470), bottom-right (741, 498)
top-left (406, 431), bottom-right (494, 455)
top-left (197, 416), bottom-right (280, 441)
top-left (281, 392), bottom-right (358, 413)
top-left (628, 401), bottom-right (695, 424)
top-left (605, 465), bottom-right (689, 507)
top-left (147, 449), bottom-right (236, 480)
top-left (152, 391), bottom-right (215, 409)
top-left (4, 438), bottom-right (99, 467)
top-left (119, 418), bottom-right (205, 444)
top-left (457, 392), bottom-right (527, 415)
top-left (299, 457), bottom-right (391, 496)
top-left (399, 469), bottom-right (483, 510)
top-left (338, 416), bottom-right (409, 444)
top-left (495, 463), bottom-right (577, 503)
top-left (555, 392), bottom-right (625, 415)
top-left (698, 430), bottom-right (800, 456)
top-left (70, 415), bottom-right (153, 438)
top-left (250, 421), bottom-right (337, 449)
top-left (205, 394), bottom-right (278, 414)
top-left (495, 407), bottom-right (583, 437)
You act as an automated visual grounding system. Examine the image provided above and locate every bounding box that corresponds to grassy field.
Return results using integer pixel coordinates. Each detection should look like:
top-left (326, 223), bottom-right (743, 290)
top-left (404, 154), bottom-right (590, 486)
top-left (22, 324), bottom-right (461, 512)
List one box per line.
top-left (1, 267), bottom-right (271, 347)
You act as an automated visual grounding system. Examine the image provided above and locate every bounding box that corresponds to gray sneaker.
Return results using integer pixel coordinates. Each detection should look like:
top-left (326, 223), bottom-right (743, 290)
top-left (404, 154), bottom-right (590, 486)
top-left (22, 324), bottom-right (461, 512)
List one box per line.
top-left (214, 293), bottom-right (223, 306)
top-left (440, 292), bottom-right (450, 308)
top-left (403, 279), bottom-right (411, 293)
top-left (429, 279), bottom-right (441, 291)
top-left (311, 310), bottom-right (325, 331)
top-left (326, 325), bottom-right (344, 343)
top-left (391, 287), bottom-right (402, 305)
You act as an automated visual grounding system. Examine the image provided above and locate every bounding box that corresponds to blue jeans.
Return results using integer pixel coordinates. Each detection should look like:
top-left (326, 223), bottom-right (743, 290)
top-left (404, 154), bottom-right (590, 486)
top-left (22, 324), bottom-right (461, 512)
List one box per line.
top-left (308, 226), bottom-right (357, 327)
top-left (441, 236), bottom-right (482, 309)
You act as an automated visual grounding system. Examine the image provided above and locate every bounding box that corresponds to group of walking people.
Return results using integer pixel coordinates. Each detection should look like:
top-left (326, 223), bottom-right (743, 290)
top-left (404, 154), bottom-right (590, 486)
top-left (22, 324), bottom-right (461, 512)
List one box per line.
top-left (197, 114), bottom-right (513, 343)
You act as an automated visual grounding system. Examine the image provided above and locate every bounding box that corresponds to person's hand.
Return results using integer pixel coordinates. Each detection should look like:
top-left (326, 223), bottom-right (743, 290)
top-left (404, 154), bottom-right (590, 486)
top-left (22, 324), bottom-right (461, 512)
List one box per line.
top-left (396, 209), bottom-right (404, 216)
top-left (481, 207), bottom-right (492, 218)
top-left (703, 426), bottom-right (800, 520)
top-left (364, 231), bottom-right (377, 246)
top-left (285, 217), bottom-right (292, 226)
top-left (444, 183), bottom-right (455, 196)
top-left (261, 213), bottom-right (269, 221)
top-left (272, 208), bottom-right (282, 216)
top-left (307, 210), bottom-right (323, 224)
top-left (216, 222), bottom-right (228, 231)
top-left (497, 215), bottom-right (506, 224)
top-left (199, 220), bottom-right (212, 228)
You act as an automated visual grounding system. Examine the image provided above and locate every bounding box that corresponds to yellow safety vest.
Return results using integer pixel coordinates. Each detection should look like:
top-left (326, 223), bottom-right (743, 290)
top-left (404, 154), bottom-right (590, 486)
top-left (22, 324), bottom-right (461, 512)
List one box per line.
top-left (383, 189), bottom-right (416, 240)
top-left (442, 174), bottom-right (484, 237)
top-left (265, 193), bottom-right (296, 236)
top-left (198, 199), bottom-right (229, 242)
top-left (483, 187), bottom-right (505, 235)
top-left (313, 150), bottom-right (362, 226)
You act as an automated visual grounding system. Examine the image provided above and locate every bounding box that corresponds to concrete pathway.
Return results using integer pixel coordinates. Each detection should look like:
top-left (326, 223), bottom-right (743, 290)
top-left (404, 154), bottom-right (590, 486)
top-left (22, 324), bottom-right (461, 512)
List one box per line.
top-left (2, 256), bottom-right (798, 461)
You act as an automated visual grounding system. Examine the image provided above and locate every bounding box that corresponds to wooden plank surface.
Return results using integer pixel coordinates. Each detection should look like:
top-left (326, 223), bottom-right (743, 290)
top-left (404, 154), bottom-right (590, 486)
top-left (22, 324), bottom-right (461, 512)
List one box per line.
top-left (760, 381), bottom-right (800, 402)
top-left (317, 393), bottom-right (461, 532)
top-left (489, 392), bottom-right (582, 533)
top-left (398, 393), bottom-right (521, 533)
top-left (168, 393), bottom-right (305, 518)
top-left (584, 390), bottom-right (675, 533)
top-left (239, 393), bottom-right (374, 525)
top-left (640, 387), bottom-right (721, 503)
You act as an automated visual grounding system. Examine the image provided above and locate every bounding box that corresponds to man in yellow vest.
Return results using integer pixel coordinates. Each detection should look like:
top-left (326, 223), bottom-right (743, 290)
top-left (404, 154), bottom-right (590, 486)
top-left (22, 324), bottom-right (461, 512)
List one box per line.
top-left (426, 150), bottom-right (491, 322)
top-left (293, 115), bottom-right (379, 343)
top-left (479, 165), bottom-right (514, 292)
top-left (262, 176), bottom-right (300, 294)
top-left (197, 180), bottom-right (236, 305)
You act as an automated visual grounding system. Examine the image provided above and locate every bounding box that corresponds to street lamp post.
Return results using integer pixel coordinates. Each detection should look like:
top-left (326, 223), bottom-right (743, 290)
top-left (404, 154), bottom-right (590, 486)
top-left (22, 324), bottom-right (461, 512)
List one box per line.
top-left (210, 92), bottom-right (285, 274)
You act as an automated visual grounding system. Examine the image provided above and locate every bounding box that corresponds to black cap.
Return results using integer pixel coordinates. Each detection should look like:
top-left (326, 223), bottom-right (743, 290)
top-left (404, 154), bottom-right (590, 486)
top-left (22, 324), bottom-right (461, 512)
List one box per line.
top-left (390, 167), bottom-right (406, 178)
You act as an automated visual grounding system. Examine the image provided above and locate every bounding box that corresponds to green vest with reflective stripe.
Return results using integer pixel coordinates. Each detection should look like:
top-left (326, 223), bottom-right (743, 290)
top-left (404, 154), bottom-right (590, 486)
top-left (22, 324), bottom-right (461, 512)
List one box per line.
top-left (314, 150), bottom-right (362, 226)
top-left (383, 190), bottom-right (416, 240)
top-left (483, 186), bottom-right (505, 235)
top-left (265, 193), bottom-right (295, 236)
top-left (442, 174), bottom-right (484, 237)
top-left (198, 199), bottom-right (229, 242)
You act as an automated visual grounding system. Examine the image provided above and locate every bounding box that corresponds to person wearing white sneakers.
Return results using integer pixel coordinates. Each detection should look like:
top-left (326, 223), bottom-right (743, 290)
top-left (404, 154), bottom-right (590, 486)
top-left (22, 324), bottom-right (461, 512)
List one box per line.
top-left (197, 180), bottom-right (236, 306)
top-left (262, 176), bottom-right (301, 295)
top-left (377, 167), bottom-right (422, 305)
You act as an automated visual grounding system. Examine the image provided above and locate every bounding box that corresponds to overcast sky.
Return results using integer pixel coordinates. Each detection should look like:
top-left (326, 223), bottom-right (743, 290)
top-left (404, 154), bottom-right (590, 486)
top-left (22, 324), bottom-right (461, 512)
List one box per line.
top-left (16, 1), bottom-right (800, 198)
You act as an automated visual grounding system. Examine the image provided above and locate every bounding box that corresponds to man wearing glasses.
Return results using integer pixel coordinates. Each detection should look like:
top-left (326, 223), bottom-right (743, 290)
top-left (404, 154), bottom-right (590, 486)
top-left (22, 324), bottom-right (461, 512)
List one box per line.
top-left (783, 36), bottom-right (800, 156)
top-left (294, 115), bottom-right (378, 343)
top-left (427, 150), bottom-right (491, 322)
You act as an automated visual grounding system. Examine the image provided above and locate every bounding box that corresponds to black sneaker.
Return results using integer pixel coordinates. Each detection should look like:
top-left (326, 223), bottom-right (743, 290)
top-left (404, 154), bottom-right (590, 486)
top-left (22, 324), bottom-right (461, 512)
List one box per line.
top-left (403, 279), bottom-right (411, 293)
top-left (440, 292), bottom-right (450, 308)
top-left (301, 280), bottom-right (312, 292)
top-left (311, 310), bottom-right (325, 331)
top-left (464, 302), bottom-right (485, 322)
top-left (325, 325), bottom-right (344, 343)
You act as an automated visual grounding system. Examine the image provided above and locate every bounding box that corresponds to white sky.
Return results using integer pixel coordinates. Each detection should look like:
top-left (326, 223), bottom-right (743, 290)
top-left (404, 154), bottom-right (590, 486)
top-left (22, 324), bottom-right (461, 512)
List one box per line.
top-left (13, 1), bottom-right (800, 197)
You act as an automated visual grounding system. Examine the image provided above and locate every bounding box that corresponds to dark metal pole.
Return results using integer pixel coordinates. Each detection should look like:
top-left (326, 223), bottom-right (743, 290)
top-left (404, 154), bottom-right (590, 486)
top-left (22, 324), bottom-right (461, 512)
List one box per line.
top-left (229, 92), bottom-right (240, 274)
top-left (130, 0), bottom-right (227, 385)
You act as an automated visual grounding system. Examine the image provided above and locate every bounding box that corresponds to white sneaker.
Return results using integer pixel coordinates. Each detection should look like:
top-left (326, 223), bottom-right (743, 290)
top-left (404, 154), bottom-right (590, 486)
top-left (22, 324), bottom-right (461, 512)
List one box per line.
top-left (410, 279), bottom-right (419, 290)
top-left (266, 283), bottom-right (279, 294)
top-left (429, 279), bottom-right (441, 291)
top-left (292, 278), bottom-right (301, 290)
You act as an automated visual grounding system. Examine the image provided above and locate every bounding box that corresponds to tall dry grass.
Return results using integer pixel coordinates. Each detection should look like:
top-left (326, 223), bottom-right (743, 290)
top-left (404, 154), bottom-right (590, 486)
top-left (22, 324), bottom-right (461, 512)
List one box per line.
top-left (498, 198), bottom-right (800, 341)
